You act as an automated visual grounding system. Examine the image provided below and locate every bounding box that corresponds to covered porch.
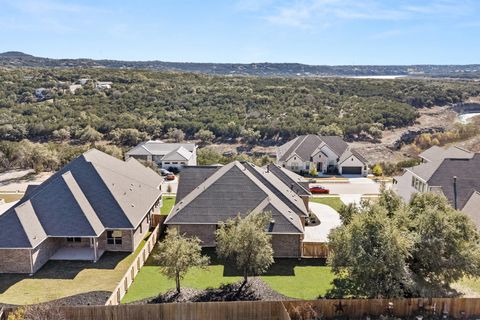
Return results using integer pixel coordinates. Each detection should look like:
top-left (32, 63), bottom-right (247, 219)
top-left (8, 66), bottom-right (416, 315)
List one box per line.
top-left (49, 237), bottom-right (104, 262)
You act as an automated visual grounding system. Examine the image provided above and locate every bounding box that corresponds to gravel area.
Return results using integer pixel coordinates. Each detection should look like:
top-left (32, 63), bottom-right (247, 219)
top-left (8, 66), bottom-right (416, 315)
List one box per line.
top-left (130, 278), bottom-right (289, 304)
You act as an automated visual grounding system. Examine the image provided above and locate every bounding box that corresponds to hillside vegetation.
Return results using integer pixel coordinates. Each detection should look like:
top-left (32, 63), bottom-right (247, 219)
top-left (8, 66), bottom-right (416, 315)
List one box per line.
top-left (1, 68), bottom-right (479, 148)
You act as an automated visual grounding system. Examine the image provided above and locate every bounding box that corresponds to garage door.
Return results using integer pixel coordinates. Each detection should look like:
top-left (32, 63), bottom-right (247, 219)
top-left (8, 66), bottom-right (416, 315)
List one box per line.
top-left (342, 166), bottom-right (362, 174)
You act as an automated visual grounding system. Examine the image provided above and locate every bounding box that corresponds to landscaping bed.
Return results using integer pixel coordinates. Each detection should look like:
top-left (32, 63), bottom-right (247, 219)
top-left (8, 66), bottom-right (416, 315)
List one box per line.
top-left (130, 278), bottom-right (288, 304)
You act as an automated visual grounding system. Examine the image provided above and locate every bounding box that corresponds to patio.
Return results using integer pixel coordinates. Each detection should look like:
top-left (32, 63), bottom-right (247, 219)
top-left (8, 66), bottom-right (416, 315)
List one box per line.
top-left (50, 247), bottom-right (105, 261)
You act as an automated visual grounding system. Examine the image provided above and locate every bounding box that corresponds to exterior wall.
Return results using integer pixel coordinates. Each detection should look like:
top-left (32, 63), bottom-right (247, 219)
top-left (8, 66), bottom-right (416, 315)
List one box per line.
top-left (339, 155), bottom-right (368, 176)
top-left (62, 237), bottom-right (91, 248)
top-left (98, 230), bottom-right (134, 252)
top-left (284, 155), bottom-right (307, 172)
top-left (189, 147), bottom-right (198, 166)
top-left (31, 238), bottom-right (63, 273)
top-left (0, 248), bottom-right (32, 273)
top-left (132, 214), bottom-right (150, 251)
top-left (320, 145), bottom-right (339, 166)
top-left (271, 234), bottom-right (302, 258)
top-left (170, 224), bottom-right (217, 246)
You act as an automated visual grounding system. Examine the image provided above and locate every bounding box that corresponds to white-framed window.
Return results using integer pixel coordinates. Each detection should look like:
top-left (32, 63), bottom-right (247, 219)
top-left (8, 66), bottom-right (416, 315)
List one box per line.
top-left (107, 231), bottom-right (122, 245)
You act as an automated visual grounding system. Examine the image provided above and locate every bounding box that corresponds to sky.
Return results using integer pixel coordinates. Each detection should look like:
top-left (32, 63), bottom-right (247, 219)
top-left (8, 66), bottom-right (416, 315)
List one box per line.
top-left (0, 0), bottom-right (479, 65)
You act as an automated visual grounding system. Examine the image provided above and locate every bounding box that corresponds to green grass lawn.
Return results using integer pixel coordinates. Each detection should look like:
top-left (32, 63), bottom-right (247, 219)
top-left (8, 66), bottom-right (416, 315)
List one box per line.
top-left (122, 248), bottom-right (334, 303)
top-left (0, 232), bottom-right (151, 305)
top-left (310, 197), bottom-right (344, 211)
top-left (0, 193), bottom-right (24, 203)
top-left (160, 196), bottom-right (176, 215)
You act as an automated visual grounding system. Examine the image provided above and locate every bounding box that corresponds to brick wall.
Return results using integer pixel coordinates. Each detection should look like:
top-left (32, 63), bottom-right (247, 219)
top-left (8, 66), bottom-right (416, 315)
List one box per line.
top-left (98, 230), bottom-right (134, 252)
top-left (31, 238), bottom-right (62, 273)
top-left (271, 234), bottom-right (302, 258)
top-left (132, 215), bottom-right (150, 250)
top-left (63, 237), bottom-right (91, 248)
top-left (0, 249), bottom-right (32, 273)
top-left (170, 224), bottom-right (217, 246)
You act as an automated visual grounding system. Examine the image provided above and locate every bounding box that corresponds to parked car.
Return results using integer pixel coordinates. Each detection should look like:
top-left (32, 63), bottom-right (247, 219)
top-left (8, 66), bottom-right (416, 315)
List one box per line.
top-left (309, 186), bottom-right (330, 194)
top-left (160, 168), bottom-right (172, 176)
top-left (165, 174), bottom-right (175, 181)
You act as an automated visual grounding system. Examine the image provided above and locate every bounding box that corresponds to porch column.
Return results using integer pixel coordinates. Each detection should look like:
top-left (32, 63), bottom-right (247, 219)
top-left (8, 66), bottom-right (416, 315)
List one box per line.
top-left (93, 237), bottom-right (98, 263)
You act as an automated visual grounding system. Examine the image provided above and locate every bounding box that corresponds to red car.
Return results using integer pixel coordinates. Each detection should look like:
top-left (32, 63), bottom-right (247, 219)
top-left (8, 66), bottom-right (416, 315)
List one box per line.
top-left (309, 186), bottom-right (330, 194)
top-left (165, 174), bottom-right (175, 181)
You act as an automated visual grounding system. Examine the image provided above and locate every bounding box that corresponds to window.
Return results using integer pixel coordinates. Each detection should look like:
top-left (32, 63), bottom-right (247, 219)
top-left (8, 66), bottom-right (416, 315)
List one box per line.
top-left (66, 237), bottom-right (81, 243)
top-left (107, 231), bottom-right (123, 245)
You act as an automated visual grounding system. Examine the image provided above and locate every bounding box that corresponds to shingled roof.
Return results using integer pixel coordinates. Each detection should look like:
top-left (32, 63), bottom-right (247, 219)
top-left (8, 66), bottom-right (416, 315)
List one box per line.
top-left (419, 146), bottom-right (473, 163)
top-left (277, 135), bottom-right (359, 163)
top-left (166, 161), bottom-right (306, 234)
top-left (0, 149), bottom-right (162, 249)
top-left (126, 140), bottom-right (196, 161)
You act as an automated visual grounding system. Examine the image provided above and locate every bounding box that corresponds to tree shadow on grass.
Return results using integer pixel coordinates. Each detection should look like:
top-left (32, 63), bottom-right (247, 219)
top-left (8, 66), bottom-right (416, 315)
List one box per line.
top-left (0, 251), bottom-right (129, 294)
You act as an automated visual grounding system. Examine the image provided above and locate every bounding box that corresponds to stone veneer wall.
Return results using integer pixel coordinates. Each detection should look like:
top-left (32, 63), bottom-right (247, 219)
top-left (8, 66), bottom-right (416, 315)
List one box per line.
top-left (0, 249), bottom-right (32, 273)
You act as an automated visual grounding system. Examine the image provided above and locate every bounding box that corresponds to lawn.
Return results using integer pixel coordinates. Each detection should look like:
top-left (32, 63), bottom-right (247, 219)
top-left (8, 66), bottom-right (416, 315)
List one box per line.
top-left (310, 197), bottom-right (344, 211)
top-left (0, 232), bottom-right (151, 305)
top-left (160, 196), bottom-right (176, 215)
top-left (0, 193), bottom-right (24, 203)
top-left (122, 248), bottom-right (334, 303)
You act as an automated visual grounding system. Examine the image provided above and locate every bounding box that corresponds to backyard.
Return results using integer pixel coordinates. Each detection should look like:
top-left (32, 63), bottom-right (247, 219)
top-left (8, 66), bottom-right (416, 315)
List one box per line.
top-left (122, 247), bottom-right (334, 303)
top-left (0, 192), bottom-right (24, 203)
top-left (0, 233), bottom-right (151, 305)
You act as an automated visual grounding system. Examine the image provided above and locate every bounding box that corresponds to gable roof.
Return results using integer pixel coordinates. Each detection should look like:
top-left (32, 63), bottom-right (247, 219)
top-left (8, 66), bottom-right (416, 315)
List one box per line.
top-left (427, 154), bottom-right (480, 210)
top-left (267, 164), bottom-right (311, 196)
top-left (166, 161), bottom-right (304, 234)
top-left (419, 146), bottom-right (473, 163)
top-left (277, 135), bottom-right (355, 162)
top-left (463, 191), bottom-right (480, 228)
top-left (161, 146), bottom-right (193, 161)
top-left (175, 166), bottom-right (222, 201)
top-left (338, 148), bottom-right (369, 165)
top-left (126, 140), bottom-right (196, 159)
top-left (0, 149), bottom-right (162, 249)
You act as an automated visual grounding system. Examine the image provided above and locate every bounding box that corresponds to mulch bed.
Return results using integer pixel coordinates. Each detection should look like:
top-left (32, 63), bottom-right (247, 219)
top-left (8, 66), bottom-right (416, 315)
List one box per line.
top-left (0, 291), bottom-right (111, 308)
top-left (131, 278), bottom-right (290, 304)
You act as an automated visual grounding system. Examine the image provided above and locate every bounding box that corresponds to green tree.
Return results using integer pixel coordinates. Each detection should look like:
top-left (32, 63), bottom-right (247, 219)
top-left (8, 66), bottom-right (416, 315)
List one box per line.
top-left (405, 193), bottom-right (480, 295)
top-left (79, 125), bottom-right (103, 143)
top-left (167, 128), bottom-right (185, 142)
top-left (372, 163), bottom-right (383, 176)
top-left (318, 123), bottom-right (343, 136)
top-left (216, 212), bottom-right (274, 289)
top-left (377, 187), bottom-right (402, 217)
top-left (194, 129), bottom-right (215, 145)
top-left (337, 203), bottom-right (360, 225)
top-left (328, 204), bottom-right (413, 298)
top-left (309, 166), bottom-right (318, 177)
top-left (240, 128), bottom-right (261, 144)
top-left (154, 228), bottom-right (210, 293)
top-left (52, 128), bottom-right (70, 141)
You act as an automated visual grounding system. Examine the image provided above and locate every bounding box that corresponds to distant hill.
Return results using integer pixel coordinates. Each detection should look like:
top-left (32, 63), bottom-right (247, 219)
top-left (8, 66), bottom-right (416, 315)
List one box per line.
top-left (1, 51), bottom-right (479, 78)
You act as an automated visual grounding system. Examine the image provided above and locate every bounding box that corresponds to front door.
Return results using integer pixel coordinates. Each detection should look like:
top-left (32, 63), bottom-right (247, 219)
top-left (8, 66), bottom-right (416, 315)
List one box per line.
top-left (317, 162), bottom-right (322, 172)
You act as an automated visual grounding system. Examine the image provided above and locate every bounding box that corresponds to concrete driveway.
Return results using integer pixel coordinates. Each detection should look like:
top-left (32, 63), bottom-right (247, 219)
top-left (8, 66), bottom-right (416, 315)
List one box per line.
top-left (304, 202), bottom-right (342, 242)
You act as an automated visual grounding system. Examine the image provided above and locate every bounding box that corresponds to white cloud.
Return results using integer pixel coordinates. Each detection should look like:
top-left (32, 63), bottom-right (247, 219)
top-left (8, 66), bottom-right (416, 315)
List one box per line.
top-left (264, 0), bottom-right (476, 28)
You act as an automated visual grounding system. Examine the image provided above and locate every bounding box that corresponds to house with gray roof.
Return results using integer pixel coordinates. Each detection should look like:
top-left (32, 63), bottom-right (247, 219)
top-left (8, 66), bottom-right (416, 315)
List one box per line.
top-left (277, 135), bottom-right (368, 176)
top-left (165, 161), bottom-right (311, 258)
top-left (393, 145), bottom-right (480, 227)
top-left (125, 140), bottom-right (197, 170)
top-left (0, 149), bottom-right (163, 274)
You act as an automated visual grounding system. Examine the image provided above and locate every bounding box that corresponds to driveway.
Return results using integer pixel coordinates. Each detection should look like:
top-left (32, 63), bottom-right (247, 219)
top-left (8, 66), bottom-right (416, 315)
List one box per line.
top-left (304, 202), bottom-right (342, 242)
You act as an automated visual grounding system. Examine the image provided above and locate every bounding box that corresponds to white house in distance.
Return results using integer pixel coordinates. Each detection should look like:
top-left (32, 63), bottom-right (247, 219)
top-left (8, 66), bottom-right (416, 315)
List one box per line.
top-left (125, 140), bottom-right (197, 170)
top-left (276, 135), bottom-right (368, 176)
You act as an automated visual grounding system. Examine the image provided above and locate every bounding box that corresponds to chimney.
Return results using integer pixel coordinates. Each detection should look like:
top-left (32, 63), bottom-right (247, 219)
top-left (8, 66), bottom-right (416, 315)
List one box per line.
top-left (453, 176), bottom-right (458, 210)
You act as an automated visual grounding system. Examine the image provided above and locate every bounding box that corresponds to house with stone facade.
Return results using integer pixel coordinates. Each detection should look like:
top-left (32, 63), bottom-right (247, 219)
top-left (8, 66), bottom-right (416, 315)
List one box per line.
top-left (125, 140), bottom-right (197, 170)
top-left (393, 145), bottom-right (480, 227)
top-left (165, 161), bottom-right (311, 258)
top-left (0, 149), bottom-right (163, 274)
top-left (276, 135), bottom-right (368, 176)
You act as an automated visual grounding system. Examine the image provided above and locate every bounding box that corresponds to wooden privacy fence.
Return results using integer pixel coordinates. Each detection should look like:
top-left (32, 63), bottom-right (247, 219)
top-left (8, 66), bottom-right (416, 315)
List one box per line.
top-left (60, 301), bottom-right (290, 320)
top-left (302, 242), bottom-right (329, 258)
top-left (5, 299), bottom-right (480, 319)
top-left (105, 222), bottom-right (162, 306)
top-left (283, 298), bottom-right (480, 319)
